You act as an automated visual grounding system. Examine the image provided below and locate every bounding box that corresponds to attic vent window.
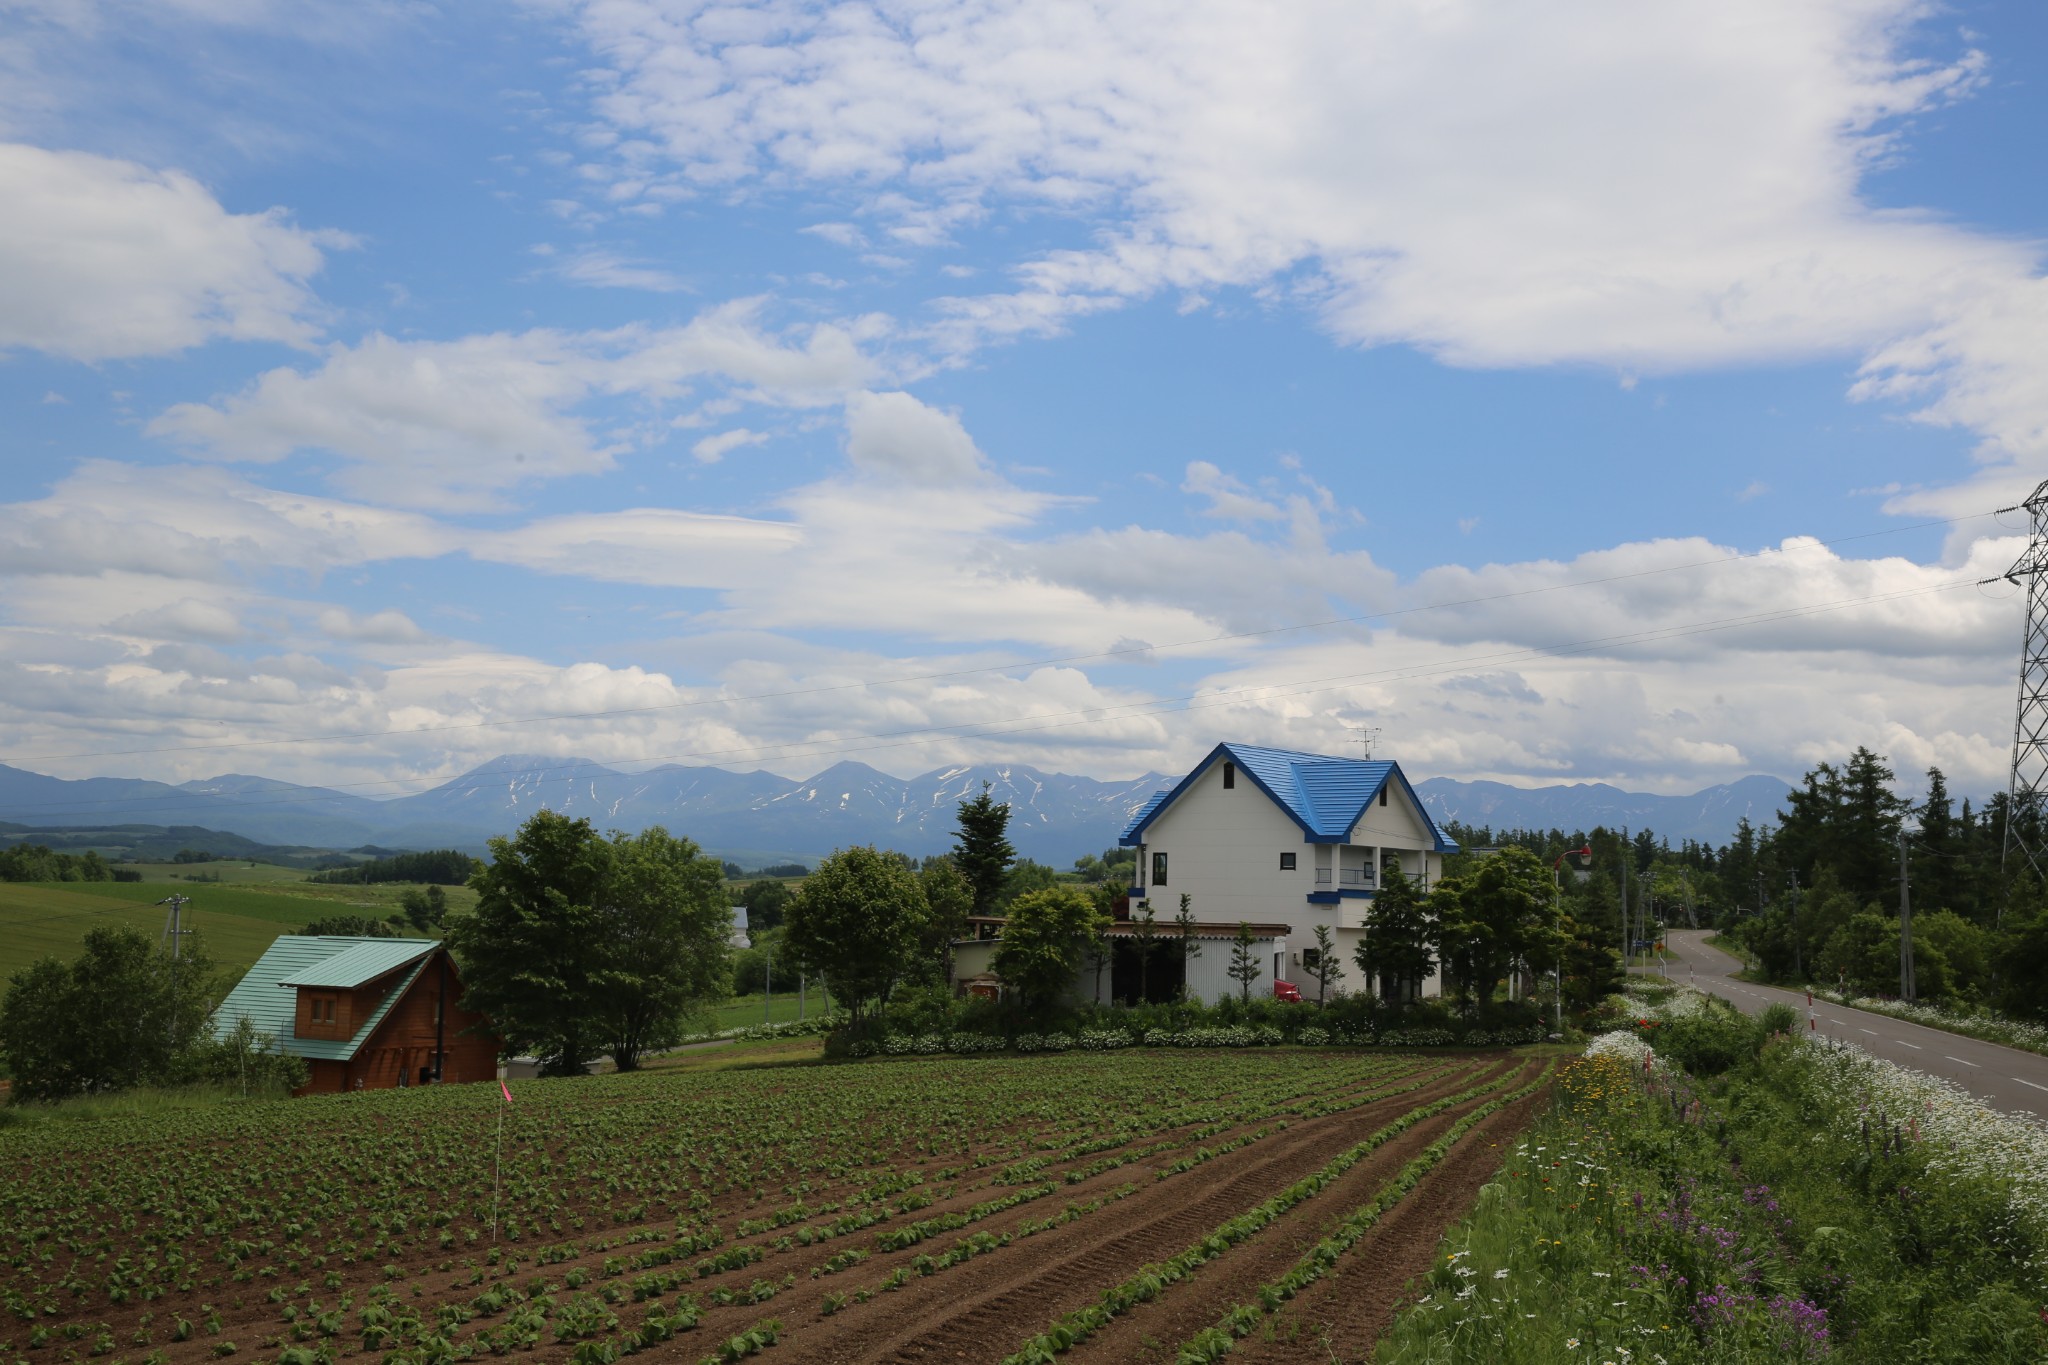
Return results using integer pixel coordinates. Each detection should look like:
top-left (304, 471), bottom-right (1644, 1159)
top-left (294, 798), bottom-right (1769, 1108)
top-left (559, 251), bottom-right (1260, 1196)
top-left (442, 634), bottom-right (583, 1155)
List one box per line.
top-left (1222, 761), bottom-right (1235, 789)
top-left (1379, 786), bottom-right (1388, 807)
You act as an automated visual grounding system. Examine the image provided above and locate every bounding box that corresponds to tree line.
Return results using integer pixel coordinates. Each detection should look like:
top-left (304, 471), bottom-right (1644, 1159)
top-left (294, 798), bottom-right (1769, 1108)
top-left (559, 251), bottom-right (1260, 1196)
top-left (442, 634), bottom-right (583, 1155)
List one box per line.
top-left (306, 849), bottom-right (483, 885)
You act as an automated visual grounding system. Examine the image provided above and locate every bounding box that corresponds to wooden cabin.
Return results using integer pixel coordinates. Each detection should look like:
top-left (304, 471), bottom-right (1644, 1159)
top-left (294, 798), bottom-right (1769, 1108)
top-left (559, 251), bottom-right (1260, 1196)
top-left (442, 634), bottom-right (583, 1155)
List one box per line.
top-left (213, 936), bottom-right (499, 1094)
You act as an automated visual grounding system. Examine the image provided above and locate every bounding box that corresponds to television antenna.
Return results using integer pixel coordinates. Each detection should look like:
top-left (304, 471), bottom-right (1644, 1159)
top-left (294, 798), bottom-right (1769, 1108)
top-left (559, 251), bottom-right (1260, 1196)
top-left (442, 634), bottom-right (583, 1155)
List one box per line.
top-left (1346, 726), bottom-right (1382, 761)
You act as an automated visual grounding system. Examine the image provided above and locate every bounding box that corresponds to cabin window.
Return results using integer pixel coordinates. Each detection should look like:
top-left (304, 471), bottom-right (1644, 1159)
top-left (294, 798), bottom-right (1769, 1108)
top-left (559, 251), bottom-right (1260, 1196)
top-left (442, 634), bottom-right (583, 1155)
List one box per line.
top-left (1152, 851), bottom-right (1168, 886)
top-left (1279, 852), bottom-right (1296, 871)
top-left (1222, 761), bottom-right (1235, 789)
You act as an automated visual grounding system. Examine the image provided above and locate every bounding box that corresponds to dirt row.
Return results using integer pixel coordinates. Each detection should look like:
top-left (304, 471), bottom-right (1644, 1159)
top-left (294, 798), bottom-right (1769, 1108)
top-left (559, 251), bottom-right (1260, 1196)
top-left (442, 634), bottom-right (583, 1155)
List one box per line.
top-left (1232, 1079), bottom-right (1554, 1363)
top-left (20, 1056), bottom-right (1462, 1363)
top-left (761, 1058), bottom-right (1527, 1364)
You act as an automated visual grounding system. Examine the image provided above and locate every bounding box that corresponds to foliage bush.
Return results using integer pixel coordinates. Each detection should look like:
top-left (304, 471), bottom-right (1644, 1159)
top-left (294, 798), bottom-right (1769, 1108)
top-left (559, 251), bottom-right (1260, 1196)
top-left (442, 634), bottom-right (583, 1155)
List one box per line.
top-left (1376, 1013), bottom-right (2048, 1365)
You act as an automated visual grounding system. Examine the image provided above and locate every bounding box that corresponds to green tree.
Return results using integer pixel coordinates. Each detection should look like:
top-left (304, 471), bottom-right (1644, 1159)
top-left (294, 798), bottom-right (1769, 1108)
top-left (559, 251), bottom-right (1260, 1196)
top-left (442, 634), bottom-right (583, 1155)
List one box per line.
top-left (998, 858), bottom-right (1059, 910)
top-left (0, 925), bottom-right (217, 1102)
top-left (990, 886), bottom-right (1108, 1018)
top-left (400, 884), bottom-right (448, 934)
top-left (784, 845), bottom-right (928, 1028)
top-left (1308, 923), bottom-right (1345, 1006)
top-left (1172, 893), bottom-right (1203, 1000)
top-left (1130, 898), bottom-right (1159, 1003)
top-left (740, 878), bottom-right (792, 933)
top-left (952, 782), bottom-right (1016, 916)
top-left (1355, 867), bottom-right (1436, 1003)
top-left (590, 827), bottom-right (734, 1071)
top-left (1433, 846), bottom-right (1555, 1012)
top-left (1226, 922), bottom-right (1263, 1003)
top-left (916, 857), bottom-right (975, 985)
top-left (446, 810), bottom-right (614, 1076)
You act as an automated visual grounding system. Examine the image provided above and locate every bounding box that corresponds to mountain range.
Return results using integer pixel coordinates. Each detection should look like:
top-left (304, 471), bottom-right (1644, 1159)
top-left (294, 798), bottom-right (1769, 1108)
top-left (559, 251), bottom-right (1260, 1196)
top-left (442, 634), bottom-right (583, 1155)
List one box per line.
top-left (0, 755), bottom-right (1798, 865)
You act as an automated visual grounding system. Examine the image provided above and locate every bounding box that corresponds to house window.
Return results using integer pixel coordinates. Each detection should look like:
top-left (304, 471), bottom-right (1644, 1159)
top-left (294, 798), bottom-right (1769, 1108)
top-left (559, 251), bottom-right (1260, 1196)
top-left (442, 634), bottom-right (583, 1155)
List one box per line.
top-left (1279, 852), bottom-right (1296, 871)
top-left (1379, 786), bottom-right (1388, 807)
top-left (1223, 761), bottom-right (1235, 789)
top-left (1152, 851), bottom-right (1168, 886)
top-left (1303, 947), bottom-right (1322, 972)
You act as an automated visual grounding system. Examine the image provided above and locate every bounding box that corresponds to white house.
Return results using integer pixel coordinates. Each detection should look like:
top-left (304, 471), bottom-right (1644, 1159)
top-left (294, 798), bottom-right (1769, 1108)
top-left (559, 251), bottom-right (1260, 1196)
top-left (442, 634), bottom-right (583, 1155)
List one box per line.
top-left (949, 742), bottom-right (1460, 1007)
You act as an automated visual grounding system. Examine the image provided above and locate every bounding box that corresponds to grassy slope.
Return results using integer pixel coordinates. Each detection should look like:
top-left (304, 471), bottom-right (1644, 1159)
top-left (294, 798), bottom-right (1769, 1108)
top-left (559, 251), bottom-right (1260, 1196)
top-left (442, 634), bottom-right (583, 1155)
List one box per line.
top-left (0, 871), bottom-right (475, 988)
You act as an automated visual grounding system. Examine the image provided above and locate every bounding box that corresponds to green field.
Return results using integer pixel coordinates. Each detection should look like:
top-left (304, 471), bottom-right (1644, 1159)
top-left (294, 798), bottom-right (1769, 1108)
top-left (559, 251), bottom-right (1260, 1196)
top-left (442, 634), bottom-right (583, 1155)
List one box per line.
top-left (120, 861), bottom-right (316, 884)
top-left (708, 989), bottom-right (833, 1032)
top-left (0, 873), bottom-right (475, 991)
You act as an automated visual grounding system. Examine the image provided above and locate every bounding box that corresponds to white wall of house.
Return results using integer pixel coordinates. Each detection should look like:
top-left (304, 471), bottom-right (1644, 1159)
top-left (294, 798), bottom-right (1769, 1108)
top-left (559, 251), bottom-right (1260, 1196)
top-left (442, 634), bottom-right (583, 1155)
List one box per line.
top-left (1129, 757), bottom-right (1315, 923)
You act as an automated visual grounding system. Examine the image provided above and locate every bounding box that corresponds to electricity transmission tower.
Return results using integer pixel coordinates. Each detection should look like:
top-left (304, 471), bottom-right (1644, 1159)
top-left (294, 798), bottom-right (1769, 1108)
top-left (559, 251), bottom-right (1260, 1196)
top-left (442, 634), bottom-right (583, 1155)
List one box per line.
top-left (1998, 478), bottom-right (2048, 888)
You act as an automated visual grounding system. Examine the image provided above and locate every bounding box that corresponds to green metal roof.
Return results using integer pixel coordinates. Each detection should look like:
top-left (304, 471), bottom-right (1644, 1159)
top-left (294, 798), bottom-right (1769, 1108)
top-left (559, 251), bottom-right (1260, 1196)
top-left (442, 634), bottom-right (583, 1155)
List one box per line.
top-left (213, 936), bottom-right (436, 1062)
top-left (279, 939), bottom-right (434, 989)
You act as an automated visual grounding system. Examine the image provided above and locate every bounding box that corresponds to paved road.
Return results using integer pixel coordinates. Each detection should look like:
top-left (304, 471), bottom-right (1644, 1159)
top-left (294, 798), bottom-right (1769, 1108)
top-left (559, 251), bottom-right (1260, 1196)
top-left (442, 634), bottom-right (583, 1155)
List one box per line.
top-left (1662, 929), bottom-right (2048, 1121)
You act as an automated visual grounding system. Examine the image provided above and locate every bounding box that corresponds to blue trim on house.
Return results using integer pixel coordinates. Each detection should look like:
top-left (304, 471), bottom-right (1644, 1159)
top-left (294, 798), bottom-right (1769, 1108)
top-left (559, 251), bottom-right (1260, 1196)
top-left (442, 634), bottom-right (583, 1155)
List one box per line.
top-left (1306, 888), bottom-right (1378, 905)
top-left (1117, 742), bottom-right (1460, 853)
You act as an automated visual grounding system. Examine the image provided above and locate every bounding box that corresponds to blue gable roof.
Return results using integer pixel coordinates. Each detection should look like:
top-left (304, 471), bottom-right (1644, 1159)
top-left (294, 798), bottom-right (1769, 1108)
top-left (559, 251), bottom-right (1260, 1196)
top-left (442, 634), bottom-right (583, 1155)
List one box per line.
top-left (1118, 742), bottom-right (1459, 852)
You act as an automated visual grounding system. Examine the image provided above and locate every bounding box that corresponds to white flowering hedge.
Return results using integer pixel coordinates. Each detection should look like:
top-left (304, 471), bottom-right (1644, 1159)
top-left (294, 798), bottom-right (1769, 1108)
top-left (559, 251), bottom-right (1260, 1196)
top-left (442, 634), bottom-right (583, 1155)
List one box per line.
top-left (839, 1020), bottom-right (1545, 1057)
top-left (1796, 1037), bottom-right (2048, 1250)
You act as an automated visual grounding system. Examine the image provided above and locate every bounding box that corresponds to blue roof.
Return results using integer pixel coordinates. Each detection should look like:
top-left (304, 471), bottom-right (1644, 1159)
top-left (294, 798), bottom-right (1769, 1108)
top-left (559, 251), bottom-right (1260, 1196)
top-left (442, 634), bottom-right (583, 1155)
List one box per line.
top-left (1119, 742), bottom-right (1459, 852)
top-left (213, 936), bottom-right (436, 1063)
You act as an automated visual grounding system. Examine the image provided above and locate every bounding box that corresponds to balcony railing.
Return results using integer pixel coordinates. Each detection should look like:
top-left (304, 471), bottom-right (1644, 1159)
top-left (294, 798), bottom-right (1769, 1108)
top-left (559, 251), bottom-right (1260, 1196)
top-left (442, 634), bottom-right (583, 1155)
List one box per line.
top-left (1315, 869), bottom-right (1378, 888)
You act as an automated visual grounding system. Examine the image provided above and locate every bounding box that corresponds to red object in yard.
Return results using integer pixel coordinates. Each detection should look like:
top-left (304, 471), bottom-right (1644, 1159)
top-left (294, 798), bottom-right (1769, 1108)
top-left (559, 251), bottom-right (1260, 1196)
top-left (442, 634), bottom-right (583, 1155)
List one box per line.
top-left (1273, 979), bottom-right (1303, 1002)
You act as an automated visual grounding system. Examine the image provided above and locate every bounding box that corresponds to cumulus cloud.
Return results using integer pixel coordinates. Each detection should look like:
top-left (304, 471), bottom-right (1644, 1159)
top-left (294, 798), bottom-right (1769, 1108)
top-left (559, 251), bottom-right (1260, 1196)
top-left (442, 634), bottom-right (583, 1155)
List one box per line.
top-left (843, 391), bottom-right (987, 484)
top-left (560, 0), bottom-right (2048, 496)
top-left (149, 301), bottom-right (885, 507)
top-left (0, 142), bottom-right (343, 360)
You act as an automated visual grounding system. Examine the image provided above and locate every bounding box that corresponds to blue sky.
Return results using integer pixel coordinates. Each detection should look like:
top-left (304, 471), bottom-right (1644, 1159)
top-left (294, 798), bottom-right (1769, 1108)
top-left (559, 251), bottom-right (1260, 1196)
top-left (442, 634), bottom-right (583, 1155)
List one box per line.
top-left (1, 0), bottom-right (2043, 805)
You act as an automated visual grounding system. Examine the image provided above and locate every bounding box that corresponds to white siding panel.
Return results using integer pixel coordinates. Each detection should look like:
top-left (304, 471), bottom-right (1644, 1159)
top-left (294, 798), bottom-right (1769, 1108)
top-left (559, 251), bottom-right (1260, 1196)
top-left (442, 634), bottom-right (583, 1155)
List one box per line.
top-left (1138, 758), bottom-right (1314, 926)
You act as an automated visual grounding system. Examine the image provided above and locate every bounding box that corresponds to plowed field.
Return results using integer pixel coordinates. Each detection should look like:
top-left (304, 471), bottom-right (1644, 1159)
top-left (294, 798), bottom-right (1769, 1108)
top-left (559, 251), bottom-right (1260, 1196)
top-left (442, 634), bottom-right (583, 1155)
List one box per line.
top-left (0, 1048), bottom-right (1551, 1365)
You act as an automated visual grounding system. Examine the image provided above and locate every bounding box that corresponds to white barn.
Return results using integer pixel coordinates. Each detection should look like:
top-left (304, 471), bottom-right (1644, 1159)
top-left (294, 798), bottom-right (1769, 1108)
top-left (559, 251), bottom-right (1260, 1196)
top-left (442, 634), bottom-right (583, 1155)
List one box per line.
top-left (950, 742), bottom-right (1459, 1006)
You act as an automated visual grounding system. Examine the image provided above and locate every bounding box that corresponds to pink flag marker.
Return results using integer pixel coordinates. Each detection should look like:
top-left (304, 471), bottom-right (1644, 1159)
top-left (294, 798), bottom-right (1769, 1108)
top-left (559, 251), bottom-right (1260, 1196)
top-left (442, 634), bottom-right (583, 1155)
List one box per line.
top-left (500, 1078), bottom-right (514, 1104)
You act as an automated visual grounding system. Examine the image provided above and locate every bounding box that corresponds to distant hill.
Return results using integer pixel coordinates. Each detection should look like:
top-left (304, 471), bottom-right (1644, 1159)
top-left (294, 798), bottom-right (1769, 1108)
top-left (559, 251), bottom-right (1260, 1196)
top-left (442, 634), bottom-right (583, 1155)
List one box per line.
top-left (0, 757), bottom-right (1799, 865)
top-left (1414, 774), bottom-right (1792, 845)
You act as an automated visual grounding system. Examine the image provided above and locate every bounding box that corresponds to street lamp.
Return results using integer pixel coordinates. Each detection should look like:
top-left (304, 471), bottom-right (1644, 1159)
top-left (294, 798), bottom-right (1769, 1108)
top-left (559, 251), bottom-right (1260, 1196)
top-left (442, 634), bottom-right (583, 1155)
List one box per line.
top-left (1550, 846), bottom-right (1592, 1035)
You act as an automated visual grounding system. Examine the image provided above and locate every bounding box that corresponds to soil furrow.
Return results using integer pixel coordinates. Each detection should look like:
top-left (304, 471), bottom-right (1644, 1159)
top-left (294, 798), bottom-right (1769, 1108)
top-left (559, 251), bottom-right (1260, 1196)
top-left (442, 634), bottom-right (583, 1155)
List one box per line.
top-left (1227, 1080), bottom-right (1554, 1364)
top-left (1057, 1061), bottom-right (1537, 1365)
top-left (772, 1058), bottom-right (1514, 1364)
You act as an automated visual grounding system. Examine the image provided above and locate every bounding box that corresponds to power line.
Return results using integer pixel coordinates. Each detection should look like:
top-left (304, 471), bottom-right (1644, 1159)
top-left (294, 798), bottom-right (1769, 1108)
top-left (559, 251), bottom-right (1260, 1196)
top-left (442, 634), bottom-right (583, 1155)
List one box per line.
top-left (13, 509), bottom-right (1996, 767)
top-left (5, 573), bottom-right (1979, 822)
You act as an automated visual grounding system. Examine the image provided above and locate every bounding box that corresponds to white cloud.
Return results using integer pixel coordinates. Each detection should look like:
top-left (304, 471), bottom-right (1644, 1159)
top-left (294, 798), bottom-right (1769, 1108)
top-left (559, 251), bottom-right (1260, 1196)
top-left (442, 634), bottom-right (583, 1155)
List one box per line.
top-left (549, 247), bottom-right (690, 292)
top-left (691, 427), bottom-right (768, 463)
top-left (149, 301), bottom-right (886, 507)
top-left (315, 606), bottom-right (427, 644)
top-left (0, 141), bottom-right (342, 360)
top-left (843, 390), bottom-right (986, 484)
top-left (561, 0), bottom-right (2048, 493)
top-left (1181, 461), bottom-right (1285, 523)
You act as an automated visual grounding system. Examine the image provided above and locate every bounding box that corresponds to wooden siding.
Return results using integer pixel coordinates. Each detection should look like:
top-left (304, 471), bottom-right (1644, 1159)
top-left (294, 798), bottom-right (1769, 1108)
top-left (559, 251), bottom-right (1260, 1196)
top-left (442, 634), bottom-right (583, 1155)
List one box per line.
top-left (290, 951), bottom-right (500, 1095)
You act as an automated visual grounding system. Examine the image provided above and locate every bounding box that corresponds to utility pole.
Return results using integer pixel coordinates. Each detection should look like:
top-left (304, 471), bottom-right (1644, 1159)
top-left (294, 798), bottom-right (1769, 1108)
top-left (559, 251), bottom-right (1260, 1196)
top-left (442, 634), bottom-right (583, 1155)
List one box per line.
top-left (157, 894), bottom-right (192, 1051)
top-left (1788, 872), bottom-right (1802, 979)
top-left (1618, 826), bottom-right (1630, 971)
top-left (1898, 832), bottom-right (1916, 1003)
top-left (764, 945), bottom-right (773, 1026)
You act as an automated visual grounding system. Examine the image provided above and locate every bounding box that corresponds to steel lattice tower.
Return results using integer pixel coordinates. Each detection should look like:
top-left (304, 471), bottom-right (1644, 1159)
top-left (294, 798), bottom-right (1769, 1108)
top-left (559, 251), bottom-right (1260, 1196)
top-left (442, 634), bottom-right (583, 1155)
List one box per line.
top-left (2000, 478), bottom-right (2048, 883)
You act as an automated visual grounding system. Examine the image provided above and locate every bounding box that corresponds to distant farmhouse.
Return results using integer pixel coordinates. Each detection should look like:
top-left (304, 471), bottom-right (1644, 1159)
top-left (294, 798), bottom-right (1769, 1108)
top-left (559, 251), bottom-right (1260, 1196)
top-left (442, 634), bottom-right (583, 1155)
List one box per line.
top-left (214, 936), bottom-right (499, 1094)
top-left (951, 743), bottom-right (1459, 1005)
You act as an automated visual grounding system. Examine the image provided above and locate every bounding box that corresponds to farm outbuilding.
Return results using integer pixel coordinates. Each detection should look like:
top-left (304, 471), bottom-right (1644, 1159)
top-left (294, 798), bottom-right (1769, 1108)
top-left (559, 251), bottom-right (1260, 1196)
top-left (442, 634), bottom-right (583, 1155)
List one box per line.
top-left (213, 936), bottom-right (500, 1095)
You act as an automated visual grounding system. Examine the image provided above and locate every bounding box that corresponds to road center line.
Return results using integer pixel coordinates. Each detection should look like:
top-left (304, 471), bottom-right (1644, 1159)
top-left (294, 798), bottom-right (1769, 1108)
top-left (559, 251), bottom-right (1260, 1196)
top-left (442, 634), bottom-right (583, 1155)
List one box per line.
top-left (1859, 1028), bottom-right (1877, 1036)
top-left (1895, 1041), bottom-right (1920, 1049)
top-left (1947, 1056), bottom-right (1980, 1067)
top-left (2016, 1078), bottom-right (2048, 1093)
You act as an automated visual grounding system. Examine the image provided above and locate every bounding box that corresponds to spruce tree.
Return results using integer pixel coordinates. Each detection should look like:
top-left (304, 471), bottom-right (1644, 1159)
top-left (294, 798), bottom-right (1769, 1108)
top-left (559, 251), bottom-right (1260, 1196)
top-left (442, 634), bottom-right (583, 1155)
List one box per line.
top-left (952, 781), bottom-right (1016, 917)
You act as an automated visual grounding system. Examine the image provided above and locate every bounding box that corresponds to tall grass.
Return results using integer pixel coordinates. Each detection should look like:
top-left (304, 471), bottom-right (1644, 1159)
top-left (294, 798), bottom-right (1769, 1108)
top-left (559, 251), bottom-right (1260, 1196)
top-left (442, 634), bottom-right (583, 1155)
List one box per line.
top-left (0, 1079), bottom-right (297, 1129)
